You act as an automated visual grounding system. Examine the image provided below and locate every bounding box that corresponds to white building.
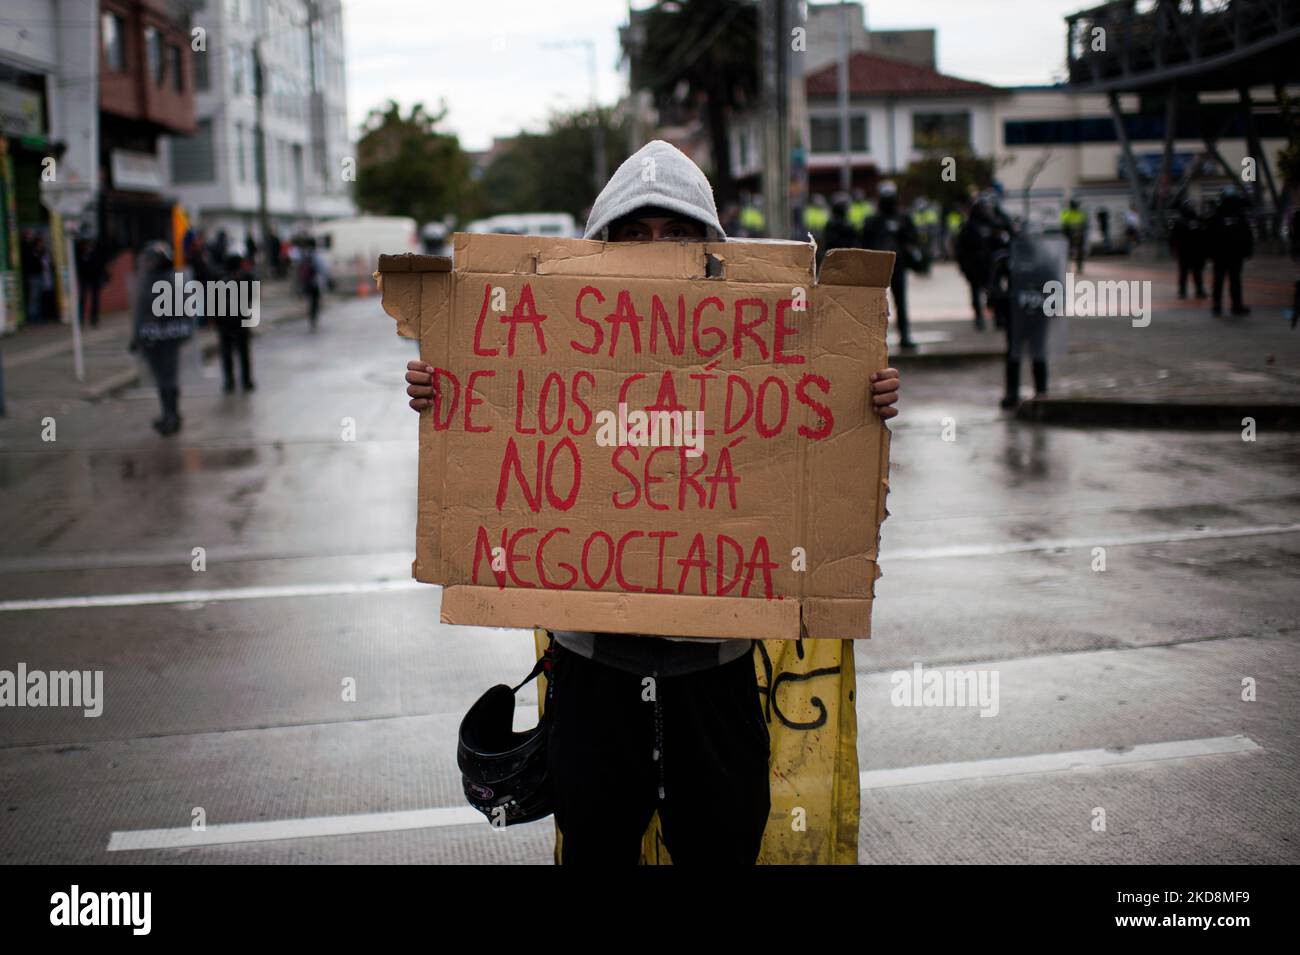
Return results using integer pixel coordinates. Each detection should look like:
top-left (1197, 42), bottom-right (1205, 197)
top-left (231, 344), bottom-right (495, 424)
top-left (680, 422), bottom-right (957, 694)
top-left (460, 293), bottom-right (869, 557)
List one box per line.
top-left (162, 0), bottom-right (353, 248)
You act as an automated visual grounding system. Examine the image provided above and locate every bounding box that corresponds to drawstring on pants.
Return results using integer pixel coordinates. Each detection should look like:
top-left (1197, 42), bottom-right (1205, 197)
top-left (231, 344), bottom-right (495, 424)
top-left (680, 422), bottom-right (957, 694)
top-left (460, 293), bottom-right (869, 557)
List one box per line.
top-left (652, 667), bottom-right (665, 801)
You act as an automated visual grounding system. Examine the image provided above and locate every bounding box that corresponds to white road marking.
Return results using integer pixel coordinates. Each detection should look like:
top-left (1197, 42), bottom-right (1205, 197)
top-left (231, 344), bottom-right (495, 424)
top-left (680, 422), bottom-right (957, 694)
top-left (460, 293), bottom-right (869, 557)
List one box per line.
top-left (7, 523), bottom-right (1295, 613)
top-left (0, 579), bottom-right (426, 613)
top-left (106, 735), bottom-right (1259, 851)
top-left (887, 523), bottom-right (1300, 561)
top-left (107, 806), bottom-right (485, 851)
top-left (859, 735), bottom-right (1260, 790)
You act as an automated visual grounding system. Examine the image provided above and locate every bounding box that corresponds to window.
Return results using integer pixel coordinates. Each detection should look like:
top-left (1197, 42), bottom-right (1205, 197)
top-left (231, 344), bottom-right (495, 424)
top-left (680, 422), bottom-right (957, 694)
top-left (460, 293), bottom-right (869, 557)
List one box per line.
top-left (171, 119), bottom-right (215, 183)
top-left (168, 45), bottom-right (183, 92)
top-left (102, 13), bottom-right (125, 71)
top-left (235, 122), bottom-right (247, 182)
top-left (145, 27), bottom-right (163, 86)
top-left (809, 115), bottom-right (868, 154)
top-left (912, 112), bottom-right (971, 150)
top-left (229, 44), bottom-right (243, 95)
top-left (193, 48), bottom-right (209, 91)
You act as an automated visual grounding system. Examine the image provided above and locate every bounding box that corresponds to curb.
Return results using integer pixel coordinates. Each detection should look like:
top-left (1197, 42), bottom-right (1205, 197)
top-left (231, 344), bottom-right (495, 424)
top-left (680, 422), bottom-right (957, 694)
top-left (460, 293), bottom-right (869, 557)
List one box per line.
top-left (889, 347), bottom-right (1005, 366)
top-left (1016, 397), bottom-right (1300, 430)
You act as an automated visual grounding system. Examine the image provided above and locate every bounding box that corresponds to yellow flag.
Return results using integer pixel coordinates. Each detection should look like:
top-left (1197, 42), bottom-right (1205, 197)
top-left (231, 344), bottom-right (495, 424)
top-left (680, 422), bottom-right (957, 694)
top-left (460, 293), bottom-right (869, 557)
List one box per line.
top-left (533, 629), bottom-right (860, 865)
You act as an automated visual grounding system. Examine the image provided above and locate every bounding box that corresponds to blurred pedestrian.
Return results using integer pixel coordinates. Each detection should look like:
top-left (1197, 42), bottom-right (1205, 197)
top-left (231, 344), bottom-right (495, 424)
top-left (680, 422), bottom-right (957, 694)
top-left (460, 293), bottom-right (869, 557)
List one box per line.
top-left (75, 232), bottom-right (109, 329)
top-left (1123, 204), bottom-right (1141, 250)
top-left (130, 241), bottom-right (193, 436)
top-left (216, 253), bottom-right (256, 393)
top-left (1060, 198), bottom-right (1086, 273)
top-left (1206, 185), bottom-right (1253, 317)
top-left (1168, 198), bottom-right (1207, 299)
top-left (861, 180), bottom-right (923, 350)
top-left (1097, 206), bottom-right (1112, 252)
top-left (299, 237), bottom-right (328, 329)
top-left (21, 231), bottom-right (53, 325)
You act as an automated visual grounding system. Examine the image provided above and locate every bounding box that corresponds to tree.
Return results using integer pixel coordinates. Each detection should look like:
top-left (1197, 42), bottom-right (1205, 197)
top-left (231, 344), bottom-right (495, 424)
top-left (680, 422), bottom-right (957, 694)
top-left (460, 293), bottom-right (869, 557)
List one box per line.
top-left (479, 108), bottom-right (628, 221)
top-left (895, 139), bottom-right (999, 212)
top-left (355, 101), bottom-right (476, 226)
top-left (631, 0), bottom-right (759, 206)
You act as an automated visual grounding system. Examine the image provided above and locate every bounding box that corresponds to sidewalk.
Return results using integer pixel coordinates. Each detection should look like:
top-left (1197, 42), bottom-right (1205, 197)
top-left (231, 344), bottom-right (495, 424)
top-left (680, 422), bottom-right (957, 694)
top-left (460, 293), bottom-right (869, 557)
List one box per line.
top-left (0, 278), bottom-right (309, 408)
top-left (906, 257), bottom-right (1300, 428)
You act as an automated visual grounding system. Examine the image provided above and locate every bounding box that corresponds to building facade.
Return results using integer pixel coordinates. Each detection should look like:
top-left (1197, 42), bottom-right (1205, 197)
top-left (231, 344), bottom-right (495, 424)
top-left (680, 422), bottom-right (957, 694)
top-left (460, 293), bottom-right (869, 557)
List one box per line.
top-left (162, 0), bottom-right (353, 249)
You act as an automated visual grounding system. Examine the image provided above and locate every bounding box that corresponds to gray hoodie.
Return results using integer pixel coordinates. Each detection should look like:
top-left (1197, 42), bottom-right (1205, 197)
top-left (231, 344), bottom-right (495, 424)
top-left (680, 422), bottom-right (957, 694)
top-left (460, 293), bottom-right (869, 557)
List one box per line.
top-left (555, 140), bottom-right (750, 678)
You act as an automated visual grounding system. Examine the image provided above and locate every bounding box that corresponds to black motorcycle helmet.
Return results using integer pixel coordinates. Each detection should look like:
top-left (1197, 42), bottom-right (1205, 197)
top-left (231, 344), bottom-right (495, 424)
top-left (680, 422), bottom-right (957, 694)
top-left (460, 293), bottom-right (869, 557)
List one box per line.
top-left (456, 642), bottom-right (554, 827)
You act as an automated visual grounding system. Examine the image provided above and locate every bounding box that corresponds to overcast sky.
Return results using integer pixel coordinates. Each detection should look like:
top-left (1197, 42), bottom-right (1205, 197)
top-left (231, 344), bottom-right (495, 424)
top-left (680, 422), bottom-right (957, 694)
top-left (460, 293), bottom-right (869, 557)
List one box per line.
top-left (342, 0), bottom-right (1091, 151)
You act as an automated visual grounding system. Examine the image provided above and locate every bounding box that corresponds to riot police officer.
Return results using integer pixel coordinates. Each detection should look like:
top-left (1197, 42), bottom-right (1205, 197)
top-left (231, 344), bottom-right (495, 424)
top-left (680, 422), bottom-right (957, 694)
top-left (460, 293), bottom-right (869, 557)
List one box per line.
top-left (861, 180), bottom-right (923, 350)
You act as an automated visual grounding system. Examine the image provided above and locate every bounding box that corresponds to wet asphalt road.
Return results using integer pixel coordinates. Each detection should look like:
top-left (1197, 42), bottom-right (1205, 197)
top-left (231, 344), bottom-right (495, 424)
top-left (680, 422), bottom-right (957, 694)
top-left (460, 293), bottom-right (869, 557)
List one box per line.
top-left (1, 293), bottom-right (1298, 864)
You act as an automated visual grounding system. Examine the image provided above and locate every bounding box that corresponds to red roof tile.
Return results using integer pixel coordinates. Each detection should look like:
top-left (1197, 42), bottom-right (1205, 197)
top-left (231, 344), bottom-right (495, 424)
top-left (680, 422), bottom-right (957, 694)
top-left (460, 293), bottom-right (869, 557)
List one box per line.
top-left (805, 51), bottom-right (998, 97)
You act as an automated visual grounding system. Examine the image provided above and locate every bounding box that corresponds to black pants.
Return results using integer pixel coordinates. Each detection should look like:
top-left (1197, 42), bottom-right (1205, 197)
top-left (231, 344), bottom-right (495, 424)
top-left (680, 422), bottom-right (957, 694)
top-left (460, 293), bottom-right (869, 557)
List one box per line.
top-left (1211, 257), bottom-right (1244, 313)
top-left (1178, 255), bottom-right (1206, 297)
top-left (891, 272), bottom-right (912, 345)
top-left (80, 282), bottom-right (101, 327)
top-left (218, 325), bottom-right (252, 388)
top-left (547, 645), bottom-right (770, 865)
top-left (142, 341), bottom-right (181, 420)
top-left (307, 287), bottom-right (321, 326)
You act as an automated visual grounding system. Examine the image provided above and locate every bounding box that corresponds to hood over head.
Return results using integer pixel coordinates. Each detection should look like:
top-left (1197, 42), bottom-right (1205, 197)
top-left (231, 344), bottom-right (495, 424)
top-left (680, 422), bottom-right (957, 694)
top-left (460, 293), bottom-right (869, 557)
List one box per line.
top-left (583, 140), bottom-right (726, 242)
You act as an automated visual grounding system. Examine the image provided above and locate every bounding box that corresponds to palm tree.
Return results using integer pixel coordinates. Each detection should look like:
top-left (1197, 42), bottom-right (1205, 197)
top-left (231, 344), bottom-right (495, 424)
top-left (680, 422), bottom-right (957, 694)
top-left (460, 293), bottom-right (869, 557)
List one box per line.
top-left (630, 0), bottom-right (759, 206)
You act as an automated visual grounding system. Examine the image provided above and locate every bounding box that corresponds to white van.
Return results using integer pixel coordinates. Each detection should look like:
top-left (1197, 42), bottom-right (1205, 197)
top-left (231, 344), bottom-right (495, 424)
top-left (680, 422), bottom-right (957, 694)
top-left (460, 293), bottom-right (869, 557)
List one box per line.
top-left (464, 213), bottom-right (578, 238)
top-left (312, 215), bottom-right (419, 292)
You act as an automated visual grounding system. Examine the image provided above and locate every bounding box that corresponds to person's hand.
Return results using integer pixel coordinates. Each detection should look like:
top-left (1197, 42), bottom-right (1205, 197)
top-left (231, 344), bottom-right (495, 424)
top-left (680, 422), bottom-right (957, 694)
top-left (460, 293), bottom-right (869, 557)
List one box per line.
top-left (406, 360), bottom-right (437, 411)
top-left (870, 367), bottom-right (900, 420)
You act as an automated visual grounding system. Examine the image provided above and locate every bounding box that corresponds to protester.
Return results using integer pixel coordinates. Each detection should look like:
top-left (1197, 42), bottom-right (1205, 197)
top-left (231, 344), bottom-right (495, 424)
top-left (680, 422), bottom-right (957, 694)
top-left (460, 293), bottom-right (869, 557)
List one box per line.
top-left (130, 241), bottom-right (193, 436)
top-left (402, 140), bottom-right (902, 865)
top-left (1206, 185), bottom-right (1253, 317)
top-left (216, 253), bottom-right (256, 393)
top-left (862, 180), bottom-right (923, 349)
top-left (1169, 198), bottom-right (1208, 299)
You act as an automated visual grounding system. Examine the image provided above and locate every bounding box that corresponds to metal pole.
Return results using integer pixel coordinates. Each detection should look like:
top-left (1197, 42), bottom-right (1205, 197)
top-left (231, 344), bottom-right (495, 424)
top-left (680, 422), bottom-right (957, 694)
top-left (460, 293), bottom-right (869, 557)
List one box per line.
top-left (837, 3), bottom-right (852, 192)
top-left (587, 41), bottom-right (606, 195)
top-left (1108, 90), bottom-right (1151, 235)
top-left (253, 42), bottom-right (271, 258)
top-left (760, 0), bottom-right (789, 238)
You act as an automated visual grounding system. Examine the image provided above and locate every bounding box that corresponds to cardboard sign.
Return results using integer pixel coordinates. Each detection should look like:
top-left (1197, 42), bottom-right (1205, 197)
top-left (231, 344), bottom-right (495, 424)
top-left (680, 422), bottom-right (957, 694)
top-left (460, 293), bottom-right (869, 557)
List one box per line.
top-left (377, 232), bottom-right (892, 640)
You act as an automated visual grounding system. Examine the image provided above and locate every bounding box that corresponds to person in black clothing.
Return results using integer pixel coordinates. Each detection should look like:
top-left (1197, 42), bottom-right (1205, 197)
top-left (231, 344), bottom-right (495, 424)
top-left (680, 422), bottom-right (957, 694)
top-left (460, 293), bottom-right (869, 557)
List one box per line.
top-left (75, 233), bottom-right (109, 328)
top-left (956, 194), bottom-right (1012, 332)
top-left (1168, 198), bottom-right (1207, 299)
top-left (402, 141), bottom-right (905, 865)
top-left (131, 241), bottom-right (193, 435)
top-left (861, 180), bottom-right (922, 350)
top-left (216, 253), bottom-right (256, 392)
top-left (820, 192), bottom-right (859, 263)
top-left (1206, 186), bottom-right (1253, 317)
